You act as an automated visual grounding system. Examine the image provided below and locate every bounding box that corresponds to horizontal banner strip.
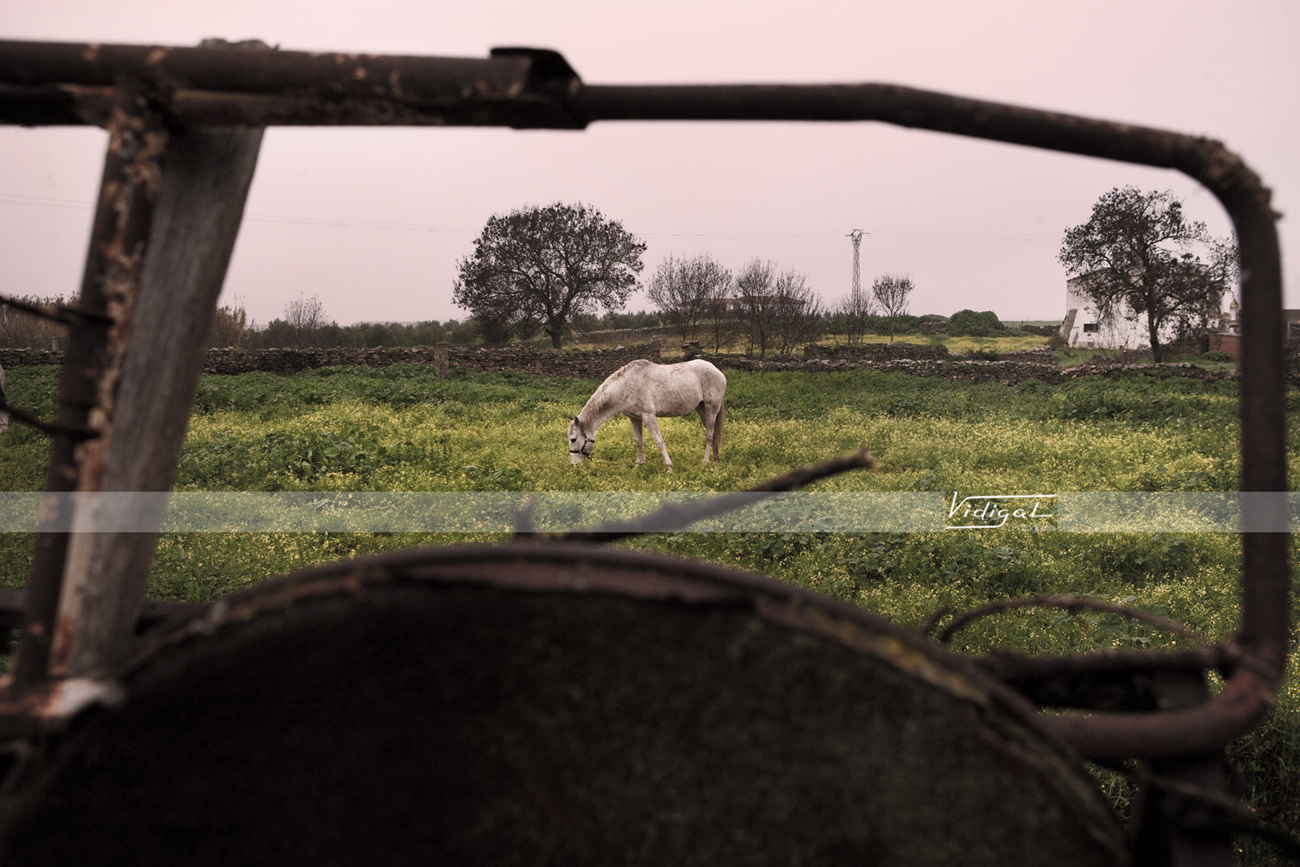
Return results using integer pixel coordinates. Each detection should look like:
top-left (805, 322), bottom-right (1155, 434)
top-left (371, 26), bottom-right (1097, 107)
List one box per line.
top-left (0, 492), bottom-right (1293, 534)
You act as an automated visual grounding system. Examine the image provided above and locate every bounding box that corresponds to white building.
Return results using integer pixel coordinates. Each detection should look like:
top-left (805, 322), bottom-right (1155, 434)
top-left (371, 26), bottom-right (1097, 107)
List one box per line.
top-left (1061, 274), bottom-right (1167, 350)
top-left (1060, 272), bottom-right (1230, 351)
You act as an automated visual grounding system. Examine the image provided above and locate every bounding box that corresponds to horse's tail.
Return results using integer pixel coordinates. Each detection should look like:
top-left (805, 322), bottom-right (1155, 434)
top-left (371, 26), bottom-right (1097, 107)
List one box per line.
top-left (713, 402), bottom-right (724, 461)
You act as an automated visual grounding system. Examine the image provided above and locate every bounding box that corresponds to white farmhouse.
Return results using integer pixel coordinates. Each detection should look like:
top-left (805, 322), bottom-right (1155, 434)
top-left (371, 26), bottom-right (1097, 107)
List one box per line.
top-left (1060, 272), bottom-right (1234, 351)
top-left (1060, 273), bottom-right (1179, 350)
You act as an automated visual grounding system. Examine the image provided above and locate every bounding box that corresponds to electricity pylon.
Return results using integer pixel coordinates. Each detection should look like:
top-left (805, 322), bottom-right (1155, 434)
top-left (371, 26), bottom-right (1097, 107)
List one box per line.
top-left (848, 229), bottom-right (867, 296)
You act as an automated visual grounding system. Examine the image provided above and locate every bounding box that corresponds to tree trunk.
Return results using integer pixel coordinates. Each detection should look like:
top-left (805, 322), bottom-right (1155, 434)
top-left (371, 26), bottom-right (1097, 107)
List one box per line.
top-left (1148, 314), bottom-right (1164, 362)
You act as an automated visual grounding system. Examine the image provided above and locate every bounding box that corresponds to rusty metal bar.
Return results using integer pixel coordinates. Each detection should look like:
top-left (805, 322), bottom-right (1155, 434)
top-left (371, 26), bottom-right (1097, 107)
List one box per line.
top-left (50, 122), bottom-right (264, 680)
top-left (0, 42), bottom-right (582, 128)
top-left (9, 75), bottom-right (167, 689)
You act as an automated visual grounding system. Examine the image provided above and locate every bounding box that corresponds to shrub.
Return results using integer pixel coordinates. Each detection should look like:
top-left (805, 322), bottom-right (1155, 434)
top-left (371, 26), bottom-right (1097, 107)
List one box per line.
top-left (947, 309), bottom-right (1004, 337)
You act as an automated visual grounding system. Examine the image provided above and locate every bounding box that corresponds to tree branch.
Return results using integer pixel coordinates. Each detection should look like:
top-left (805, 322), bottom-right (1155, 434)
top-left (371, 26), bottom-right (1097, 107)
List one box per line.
top-left (546, 448), bottom-right (874, 543)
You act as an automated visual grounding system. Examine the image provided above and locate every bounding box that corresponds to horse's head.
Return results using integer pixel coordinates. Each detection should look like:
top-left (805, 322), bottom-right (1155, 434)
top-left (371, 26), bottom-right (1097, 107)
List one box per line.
top-left (568, 417), bottom-right (594, 465)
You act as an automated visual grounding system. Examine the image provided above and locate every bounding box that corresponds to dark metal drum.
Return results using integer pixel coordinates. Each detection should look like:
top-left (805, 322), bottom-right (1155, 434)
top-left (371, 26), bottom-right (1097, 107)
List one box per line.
top-left (0, 543), bottom-right (1128, 866)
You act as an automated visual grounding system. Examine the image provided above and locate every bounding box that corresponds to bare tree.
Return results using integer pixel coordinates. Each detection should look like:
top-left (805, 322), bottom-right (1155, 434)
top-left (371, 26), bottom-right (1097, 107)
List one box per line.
top-left (872, 273), bottom-right (914, 343)
top-left (207, 300), bottom-right (250, 348)
top-left (770, 269), bottom-right (825, 357)
top-left (647, 253), bottom-right (734, 347)
top-left (734, 259), bottom-right (780, 358)
top-left (285, 294), bottom-right (329, 349)
top-left (0, 295), bottom-right (70, 349)
top-left (835, 283), bottom-right (876, 346)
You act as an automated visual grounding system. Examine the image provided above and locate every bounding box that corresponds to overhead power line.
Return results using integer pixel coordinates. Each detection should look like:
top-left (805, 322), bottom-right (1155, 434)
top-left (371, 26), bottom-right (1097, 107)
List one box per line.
top-left (7, 193), bottom-right (1284, 252)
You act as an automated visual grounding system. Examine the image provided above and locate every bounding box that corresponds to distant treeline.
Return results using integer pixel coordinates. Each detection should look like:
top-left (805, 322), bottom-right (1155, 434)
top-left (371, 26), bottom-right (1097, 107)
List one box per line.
top-left (0, 295), bottom-right (1046, 351)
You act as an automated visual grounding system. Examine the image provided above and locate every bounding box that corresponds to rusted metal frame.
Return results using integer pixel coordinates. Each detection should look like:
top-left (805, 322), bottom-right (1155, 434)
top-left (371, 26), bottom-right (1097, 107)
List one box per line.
top-left (0, 297), bottom-right (108, 437)
top-left (0, 41), bottom-right (1285, 756)
top-left (978, 646), bottom-right (1240, 683)
top-left (50, 121), bottom-right (265, 681)
top-left (1127, 671), bottom-right (1236, 867)
top-left (9, 75), bottom-right (168, 691)
top-left (930, 594), bottom-right (1214, 646)
top-left (568, 84), bottom-right (1287, 760)
top-left (0, 294), bottom-right (90, 327)
top-left (0, 42), bottom-right (582, 129)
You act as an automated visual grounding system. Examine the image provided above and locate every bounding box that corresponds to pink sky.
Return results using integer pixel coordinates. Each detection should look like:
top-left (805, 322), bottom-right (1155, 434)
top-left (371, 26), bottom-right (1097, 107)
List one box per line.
top-left (2, 0), bottom-right (1295, 328)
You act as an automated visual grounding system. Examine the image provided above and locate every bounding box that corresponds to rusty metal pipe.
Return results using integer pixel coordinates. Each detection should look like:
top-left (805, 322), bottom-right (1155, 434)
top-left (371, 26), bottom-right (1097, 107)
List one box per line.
top-left (0, 40), bottom-right (535, 98)
top-left (0, 41), bottom-right (1286, 759)
top-left (0, 41), bottom-right (579, 129)
top-left (10, 76), bottom-right (166, 689)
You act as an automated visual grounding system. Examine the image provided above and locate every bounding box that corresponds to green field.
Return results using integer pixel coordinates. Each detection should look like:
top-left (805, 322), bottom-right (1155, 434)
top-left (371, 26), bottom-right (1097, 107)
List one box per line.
top-left (0, 360), bottom-right (1295, 861)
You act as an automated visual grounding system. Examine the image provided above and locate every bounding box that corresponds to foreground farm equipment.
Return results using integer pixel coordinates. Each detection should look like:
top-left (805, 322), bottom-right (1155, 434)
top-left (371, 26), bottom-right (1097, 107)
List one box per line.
top-left (0, 40), bottom-right (1291, 864)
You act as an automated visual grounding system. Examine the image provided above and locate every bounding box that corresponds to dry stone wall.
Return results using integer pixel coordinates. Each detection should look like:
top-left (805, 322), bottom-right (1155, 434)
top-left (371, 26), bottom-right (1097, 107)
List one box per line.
top-left (0, 344), bottom-right (664, 381)
top-left (0, 344), bottom-right (1236, 386)
top-left (802, 343), bottom-right (951, 362)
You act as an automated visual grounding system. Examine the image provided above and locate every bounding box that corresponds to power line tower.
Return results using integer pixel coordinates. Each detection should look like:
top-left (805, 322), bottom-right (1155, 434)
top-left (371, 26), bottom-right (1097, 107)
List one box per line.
top-left (848, 229), bottom-right (867, 296)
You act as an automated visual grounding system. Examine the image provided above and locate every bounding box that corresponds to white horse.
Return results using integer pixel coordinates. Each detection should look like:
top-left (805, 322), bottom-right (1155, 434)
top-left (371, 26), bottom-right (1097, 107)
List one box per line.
top-left (568, 359), bottom-right (726, 472)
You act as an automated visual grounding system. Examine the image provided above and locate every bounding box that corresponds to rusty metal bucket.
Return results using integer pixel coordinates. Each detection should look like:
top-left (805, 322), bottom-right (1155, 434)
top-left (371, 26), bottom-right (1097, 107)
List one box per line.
top-left (0, 543), bottom-right (1129, 866)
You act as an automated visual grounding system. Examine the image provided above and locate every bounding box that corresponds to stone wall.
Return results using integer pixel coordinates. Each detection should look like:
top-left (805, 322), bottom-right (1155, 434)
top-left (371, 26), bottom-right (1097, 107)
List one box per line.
top-left (803, 342), bottom-right (951, 361)
top-left (706, 355), bottom-right (1236, 386)
top-left (0, 349), bottom-right (63, 368)
top-left (0, 344), bottom-right (664, 381)
top-left (578, 325), bottom-right (680, 347)
top-left (1020, 324), bottom-right (1064, 337)
top-left (0, 344), bottom-right (1236, 386)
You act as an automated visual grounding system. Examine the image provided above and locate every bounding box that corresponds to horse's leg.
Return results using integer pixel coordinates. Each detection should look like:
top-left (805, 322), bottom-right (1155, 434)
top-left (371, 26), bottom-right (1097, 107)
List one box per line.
top-left (644, 415), bottom-right (673, 473)
top-left (629, 415), bottom-right (646, 466)
top-left (712, 403), bottom-right (724, 461)
top-left (696, 404), bottom-right (713, 464)
top-left (697, 401), bottom-right (723, 463)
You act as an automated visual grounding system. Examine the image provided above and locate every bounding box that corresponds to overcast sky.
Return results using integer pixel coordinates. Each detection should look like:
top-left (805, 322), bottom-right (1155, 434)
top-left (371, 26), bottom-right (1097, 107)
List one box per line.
top-left (1, 0), bottom-right (1295, 328)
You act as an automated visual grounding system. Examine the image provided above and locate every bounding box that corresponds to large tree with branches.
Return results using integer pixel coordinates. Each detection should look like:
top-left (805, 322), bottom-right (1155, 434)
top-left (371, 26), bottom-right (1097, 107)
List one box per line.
top-left (1058, 186), bottom-right (1237, 361)
top-left (453, 203), bottom-right (646, 348)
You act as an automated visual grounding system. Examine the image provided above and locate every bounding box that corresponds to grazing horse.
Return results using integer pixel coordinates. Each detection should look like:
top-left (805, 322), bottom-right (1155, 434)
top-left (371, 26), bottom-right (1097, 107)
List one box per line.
top-left (568, 359), bottom-right (726, 472)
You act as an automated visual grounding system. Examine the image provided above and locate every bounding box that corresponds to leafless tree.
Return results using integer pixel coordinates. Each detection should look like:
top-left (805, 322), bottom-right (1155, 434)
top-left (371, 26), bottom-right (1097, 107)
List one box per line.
top-left (647, 253), bottom-right (734, 348)
top-left (872, 273), bottom-right (914, 343)
top-left (735, 259), bottom-right (779, 358)
top-left (0, 295), bottom-right (70, 349)
top-left (285, 294), bottom-right (329, 349)
top-left (835, 284), bottom-right (877, 346)
top-left (732, 261), bottom-right (825, 358)
top-left (770, 269), bottom-right (825, 357)
top-left (208, 300), bottom-right (250, 348)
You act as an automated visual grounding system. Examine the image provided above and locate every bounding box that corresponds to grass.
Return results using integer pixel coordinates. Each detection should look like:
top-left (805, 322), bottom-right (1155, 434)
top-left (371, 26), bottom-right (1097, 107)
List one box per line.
top-left (0, 361), bottom-right (1292, 861)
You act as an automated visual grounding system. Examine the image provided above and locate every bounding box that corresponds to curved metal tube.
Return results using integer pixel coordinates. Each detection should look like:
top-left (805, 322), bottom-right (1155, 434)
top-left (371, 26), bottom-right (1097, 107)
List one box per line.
top-left (0, 42), bottom-right (1286, 758)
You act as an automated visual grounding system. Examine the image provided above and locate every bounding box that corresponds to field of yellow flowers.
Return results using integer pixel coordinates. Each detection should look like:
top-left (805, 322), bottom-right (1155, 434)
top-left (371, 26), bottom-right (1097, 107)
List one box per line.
top-left (0, 361), bottom-right (1295, 859)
